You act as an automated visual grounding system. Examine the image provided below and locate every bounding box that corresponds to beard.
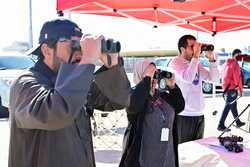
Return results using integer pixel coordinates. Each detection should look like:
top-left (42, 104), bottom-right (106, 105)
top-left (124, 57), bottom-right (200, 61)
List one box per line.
top-left (52, 55), bottom-right (62, 73)
top-left (52, 48), bottom-right (63, 73)
top-left (71, 51), bottom-right (82, 64)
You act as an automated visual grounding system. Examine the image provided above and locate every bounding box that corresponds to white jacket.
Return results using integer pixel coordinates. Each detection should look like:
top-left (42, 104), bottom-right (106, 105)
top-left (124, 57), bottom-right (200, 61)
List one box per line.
top-left (169, 56), bottom-right (219, 116)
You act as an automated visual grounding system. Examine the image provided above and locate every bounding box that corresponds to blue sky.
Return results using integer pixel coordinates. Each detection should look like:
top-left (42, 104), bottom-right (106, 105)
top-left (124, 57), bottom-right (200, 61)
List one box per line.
top-left (1, 0), bottom-right (250, 52)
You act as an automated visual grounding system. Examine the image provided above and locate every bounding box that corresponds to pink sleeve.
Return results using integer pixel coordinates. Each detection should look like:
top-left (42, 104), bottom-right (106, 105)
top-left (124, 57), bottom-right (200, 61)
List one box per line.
top-left (233, 64), bottom-right (243, 94)
top-left (170, 58), bottom-right (199, 83)
top-left (221, 64), bottom-right (231, 91)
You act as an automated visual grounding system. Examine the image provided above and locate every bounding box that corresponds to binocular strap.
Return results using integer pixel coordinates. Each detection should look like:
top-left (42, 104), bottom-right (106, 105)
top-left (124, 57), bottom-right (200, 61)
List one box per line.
top-left (107, 54), bottom-right (112, 66)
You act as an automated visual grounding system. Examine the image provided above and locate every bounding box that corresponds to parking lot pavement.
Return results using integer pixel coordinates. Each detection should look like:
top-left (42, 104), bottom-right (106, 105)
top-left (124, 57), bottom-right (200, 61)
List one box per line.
top-left (1, 95), bottom-right (250, 167)
top-left (0, 119), bottom-right (9, 167)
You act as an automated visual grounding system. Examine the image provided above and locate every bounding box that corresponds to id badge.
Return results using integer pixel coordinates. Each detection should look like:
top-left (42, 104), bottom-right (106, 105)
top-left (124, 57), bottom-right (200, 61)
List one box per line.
top-left (160, 128), bottom-right (169, 142)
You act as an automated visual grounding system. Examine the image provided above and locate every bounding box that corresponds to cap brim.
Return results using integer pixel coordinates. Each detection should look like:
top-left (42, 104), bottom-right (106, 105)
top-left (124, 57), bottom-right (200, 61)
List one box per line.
top-left (25, 44), bottom-right (41, 56)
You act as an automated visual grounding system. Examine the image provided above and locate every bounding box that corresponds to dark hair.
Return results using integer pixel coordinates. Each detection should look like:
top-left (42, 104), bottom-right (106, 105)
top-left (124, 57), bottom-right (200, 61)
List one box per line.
top-left (37, 39), bottom-right (57, 60)
top-left (232, 49), bottom-right (241, 56)
top-left (178, 35), bottom-right (196, 53)
top-left (150, 62), bottom-right (156, 67)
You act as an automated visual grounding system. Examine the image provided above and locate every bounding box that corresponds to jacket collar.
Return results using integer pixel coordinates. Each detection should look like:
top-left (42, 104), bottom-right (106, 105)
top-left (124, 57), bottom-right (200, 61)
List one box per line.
top-left (31, 60), bottom-right (57, 84)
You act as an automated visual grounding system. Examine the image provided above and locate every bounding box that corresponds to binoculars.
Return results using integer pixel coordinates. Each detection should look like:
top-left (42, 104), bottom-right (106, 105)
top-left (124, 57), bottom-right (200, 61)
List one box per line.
top-left (218, 135), bottom-right (244, 153)
top-left (153, 69), bottom-right (173, 90)
top-left (71, 38), bottom-right (121, 54)
top-left (154, 69), bottom-right (172, 80)
top-left (201, 44), bottom-right (214, 51)
top-left (101, 39), bottom-right (121, 53)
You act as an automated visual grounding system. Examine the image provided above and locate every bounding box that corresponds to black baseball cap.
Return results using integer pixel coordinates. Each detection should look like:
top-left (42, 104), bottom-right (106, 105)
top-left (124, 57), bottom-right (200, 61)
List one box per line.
top-left (27, 19), bottom-right (83, 56)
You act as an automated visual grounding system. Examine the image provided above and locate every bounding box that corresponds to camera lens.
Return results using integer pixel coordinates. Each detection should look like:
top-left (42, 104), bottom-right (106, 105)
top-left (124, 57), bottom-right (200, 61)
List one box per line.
top-left (101, 39), bottom-right (121, 53)
top-left (159, 79), bottom-right (166, 90)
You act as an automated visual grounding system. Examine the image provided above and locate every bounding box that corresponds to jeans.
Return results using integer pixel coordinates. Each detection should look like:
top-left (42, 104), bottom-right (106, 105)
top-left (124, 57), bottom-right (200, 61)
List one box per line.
top-left (218, 89), bottom-right (241, 127)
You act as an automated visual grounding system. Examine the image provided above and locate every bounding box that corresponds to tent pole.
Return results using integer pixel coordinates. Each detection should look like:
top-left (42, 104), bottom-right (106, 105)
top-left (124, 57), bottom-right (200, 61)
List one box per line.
top-left (212, 35), bottom-right (216, 99)
top-left (212, 18), bottom-right (217, 99)
top-left (68, 13), bottom-right (71, 20)
top-left (28, 0), bottom-right (33, 49)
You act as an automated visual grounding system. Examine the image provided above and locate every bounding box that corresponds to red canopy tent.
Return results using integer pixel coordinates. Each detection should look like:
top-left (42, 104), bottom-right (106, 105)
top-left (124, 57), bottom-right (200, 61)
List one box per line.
top-left (57, 0), bottom-right (250, 35)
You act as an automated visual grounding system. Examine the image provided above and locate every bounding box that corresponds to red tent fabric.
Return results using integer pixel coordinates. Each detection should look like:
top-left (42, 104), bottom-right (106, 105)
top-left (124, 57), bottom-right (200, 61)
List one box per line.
top-left (57, 0), bottom-right (250, 35)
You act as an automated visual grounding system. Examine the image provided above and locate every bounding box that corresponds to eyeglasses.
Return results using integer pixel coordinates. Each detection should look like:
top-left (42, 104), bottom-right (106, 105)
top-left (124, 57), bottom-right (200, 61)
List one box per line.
top-left (57, 37), bottom-right (81, 52)
top-left (58, 36), bottom-right (81, 43)
top-left (58, 37), bottom-right (71, 43)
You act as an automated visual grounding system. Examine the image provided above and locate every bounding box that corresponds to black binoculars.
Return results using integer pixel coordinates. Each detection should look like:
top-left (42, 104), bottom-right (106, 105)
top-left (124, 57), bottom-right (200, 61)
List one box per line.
top-left (71, 38), bottom-right (121, 54)
top-left (201, 44), bottom-right (214, 51)
top-left (218, 135), bottom-right (244, 153)
top-left (153, 69), bottom-right (173, 90)
top-left (154, 69), bottom-right (173, 80)
top-left (101, 39), bottom-right (121, 53)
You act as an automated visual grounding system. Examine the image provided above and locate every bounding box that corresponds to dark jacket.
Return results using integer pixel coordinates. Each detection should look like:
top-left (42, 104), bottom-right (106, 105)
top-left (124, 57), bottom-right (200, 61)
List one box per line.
top-left (8, 61), bottom-right (130, 167)
top-left (119, 77), bottom-right (185, 167)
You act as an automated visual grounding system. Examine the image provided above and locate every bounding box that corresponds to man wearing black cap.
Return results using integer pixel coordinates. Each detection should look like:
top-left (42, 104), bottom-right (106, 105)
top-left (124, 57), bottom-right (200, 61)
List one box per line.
top-left (8, 19), bottom-right (130, 167)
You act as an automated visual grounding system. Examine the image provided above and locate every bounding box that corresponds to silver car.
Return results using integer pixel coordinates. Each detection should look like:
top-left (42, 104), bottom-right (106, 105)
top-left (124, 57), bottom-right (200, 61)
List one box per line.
top-left (0, 53), bottom-right (35, 113)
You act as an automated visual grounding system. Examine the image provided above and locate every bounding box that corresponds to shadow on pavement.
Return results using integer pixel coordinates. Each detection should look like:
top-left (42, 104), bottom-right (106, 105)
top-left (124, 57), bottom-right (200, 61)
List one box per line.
top-left (95, 149), bottom-right (122, 164)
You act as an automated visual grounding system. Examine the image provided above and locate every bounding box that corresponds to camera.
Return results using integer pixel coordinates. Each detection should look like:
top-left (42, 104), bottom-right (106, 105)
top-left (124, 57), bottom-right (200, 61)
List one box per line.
top-left (201, 44), bottom-right (214, 51)
top-left (218, 135), bottom-right (244, 153)
top-left (101, 39), bottom-right (121, 53)
top-left (153, 69), bottom-right (173, 90)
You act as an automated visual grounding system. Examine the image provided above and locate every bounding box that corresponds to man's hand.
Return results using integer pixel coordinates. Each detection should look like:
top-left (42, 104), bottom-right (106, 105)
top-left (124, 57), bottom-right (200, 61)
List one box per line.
top-left (206, 51), bottom-right (216, 62)
top-left (100, 53), bottom-right (119, 68)
top-left (79, 35), bottom-right (104, 65)
top-left (193, 42), bottom-right (202, 59)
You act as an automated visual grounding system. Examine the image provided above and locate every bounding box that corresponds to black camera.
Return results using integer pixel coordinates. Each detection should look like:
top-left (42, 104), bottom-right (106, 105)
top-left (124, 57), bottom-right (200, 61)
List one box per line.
top-left (218, 135), bottom-right (244, 153)
top-left (153, 69), bottom-right (173, 90)
top-left (101, 39), bottom-right (121, 53)
top-left (201, 44), bottom-right (214, 51)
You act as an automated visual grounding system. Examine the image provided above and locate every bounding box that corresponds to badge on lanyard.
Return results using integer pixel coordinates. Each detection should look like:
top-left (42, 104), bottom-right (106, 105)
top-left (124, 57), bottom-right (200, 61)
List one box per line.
top-left (160, 128), bottom-right (169, 142)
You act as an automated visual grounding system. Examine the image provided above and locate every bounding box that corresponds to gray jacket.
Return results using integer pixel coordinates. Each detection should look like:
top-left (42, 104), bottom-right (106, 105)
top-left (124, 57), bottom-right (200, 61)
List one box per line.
top-left (8, 62), bottom-right (130, 167)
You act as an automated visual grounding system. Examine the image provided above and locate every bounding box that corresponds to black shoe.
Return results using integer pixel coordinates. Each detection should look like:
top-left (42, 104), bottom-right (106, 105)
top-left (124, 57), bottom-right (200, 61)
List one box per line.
top-left (236, 122), bottom-right (246, 128)
top-left (217, 125), bottom-right (231, 132)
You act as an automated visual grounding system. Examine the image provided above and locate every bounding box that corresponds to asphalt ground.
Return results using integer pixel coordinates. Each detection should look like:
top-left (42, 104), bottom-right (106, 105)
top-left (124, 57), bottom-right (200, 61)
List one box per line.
top-left (1, 89), bottom-right (250, 167)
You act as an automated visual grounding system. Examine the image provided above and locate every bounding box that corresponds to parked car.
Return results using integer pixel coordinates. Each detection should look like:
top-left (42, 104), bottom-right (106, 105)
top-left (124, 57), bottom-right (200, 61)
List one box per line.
top-left (199, 57), bottom-right (228, 93)
top-left (240, 61), bottom-right (250, 88)
top-left (201, 56), bottom-right (250, 93)
top-left (154, 56), bottom-right (225, 94)
top-left (154, 57), bottom-right (173, 71)
top-left (0, 53), bottom-right (35, 113)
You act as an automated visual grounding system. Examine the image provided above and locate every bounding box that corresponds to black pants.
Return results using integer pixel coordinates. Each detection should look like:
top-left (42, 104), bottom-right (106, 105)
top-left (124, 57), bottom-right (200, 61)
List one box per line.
top-left (0, 97), bottom-right (9, 118)
top-left (218, 89), bottom-right (241, 127)
top-left (176, 115), bottom-right (204, 144)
